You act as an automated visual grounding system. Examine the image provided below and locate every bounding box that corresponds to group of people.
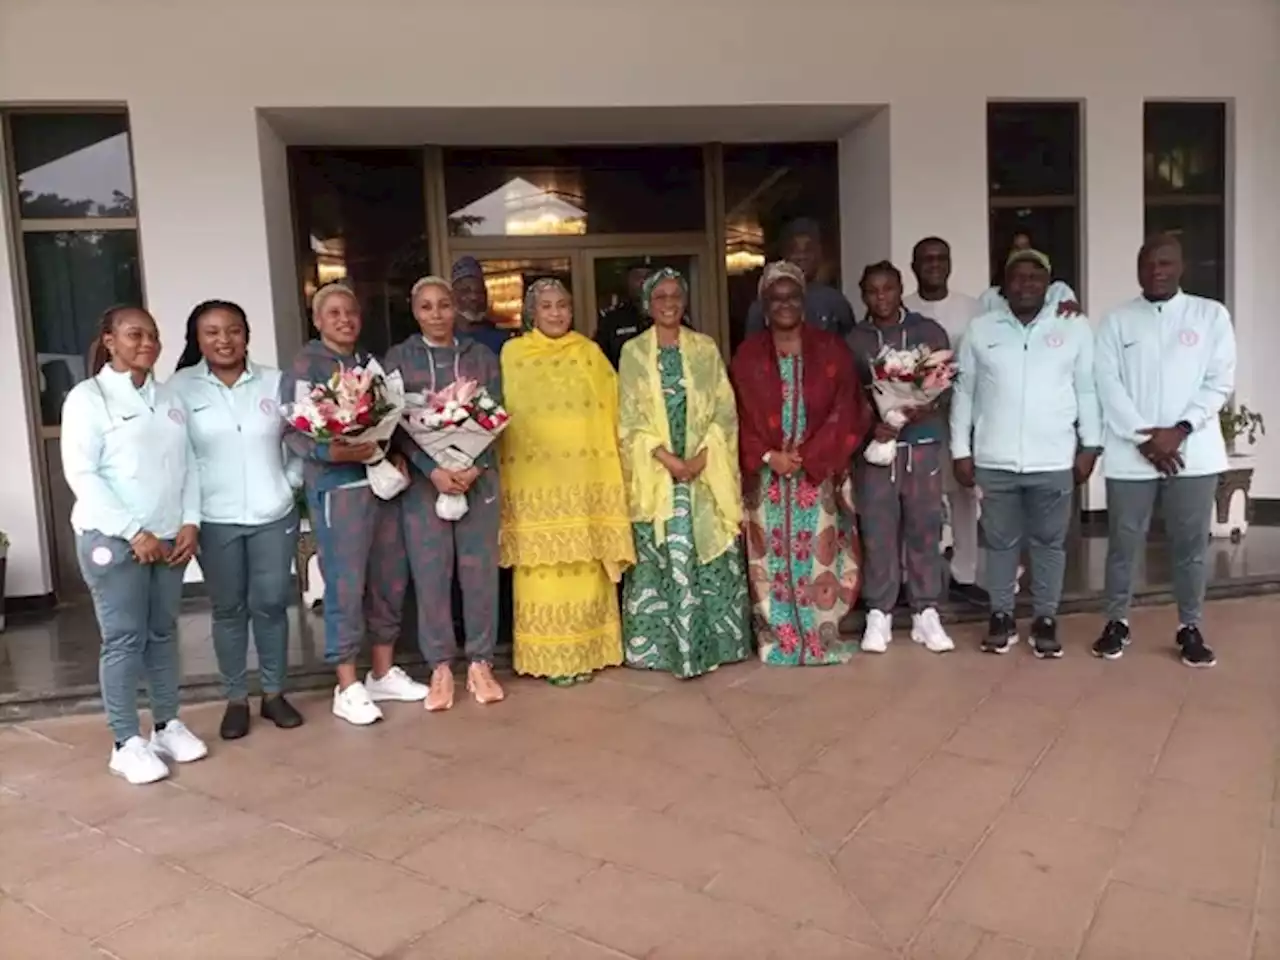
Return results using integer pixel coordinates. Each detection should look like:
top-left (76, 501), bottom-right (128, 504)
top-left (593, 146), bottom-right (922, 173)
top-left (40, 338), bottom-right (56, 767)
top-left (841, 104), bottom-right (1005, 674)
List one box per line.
top-left (61, 217), bottom-right (1235, 787)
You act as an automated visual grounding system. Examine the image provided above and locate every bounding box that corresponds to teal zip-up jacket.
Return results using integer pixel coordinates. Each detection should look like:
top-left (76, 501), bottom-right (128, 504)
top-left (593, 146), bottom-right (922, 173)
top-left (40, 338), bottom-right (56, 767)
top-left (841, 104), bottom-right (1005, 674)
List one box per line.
top-left (950, 302), bottom-right (1102, 473)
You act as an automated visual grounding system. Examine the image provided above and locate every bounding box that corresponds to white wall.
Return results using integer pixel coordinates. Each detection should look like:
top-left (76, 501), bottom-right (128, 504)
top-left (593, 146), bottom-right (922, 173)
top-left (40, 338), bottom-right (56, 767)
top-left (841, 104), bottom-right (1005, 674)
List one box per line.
top-left (2, 0), bottom-right (1279, 593)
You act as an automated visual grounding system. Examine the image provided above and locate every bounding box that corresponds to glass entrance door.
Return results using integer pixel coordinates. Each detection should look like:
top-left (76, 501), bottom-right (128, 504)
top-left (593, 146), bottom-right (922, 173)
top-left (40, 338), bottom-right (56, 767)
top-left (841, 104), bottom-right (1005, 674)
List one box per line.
top-left (446, 243), bottom-right (715, 346)
top-left (467, 255), bottom-right (575, 331)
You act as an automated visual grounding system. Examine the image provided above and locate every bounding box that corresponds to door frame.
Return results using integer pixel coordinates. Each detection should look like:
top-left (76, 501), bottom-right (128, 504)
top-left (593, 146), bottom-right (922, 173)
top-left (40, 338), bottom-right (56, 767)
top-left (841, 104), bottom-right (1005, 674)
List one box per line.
top-left (444, 233), bottom-right (717, 343)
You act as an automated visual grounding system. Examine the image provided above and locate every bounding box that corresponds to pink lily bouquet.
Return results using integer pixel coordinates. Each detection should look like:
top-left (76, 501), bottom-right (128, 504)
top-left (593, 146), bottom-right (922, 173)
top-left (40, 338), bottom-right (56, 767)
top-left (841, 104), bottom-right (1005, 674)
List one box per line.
top-left (283, 359), bottom-right (408, 499)
top-left (864, 344), bottom-right (957, 466)
top-left (401, 377), bottom-right (510, 520)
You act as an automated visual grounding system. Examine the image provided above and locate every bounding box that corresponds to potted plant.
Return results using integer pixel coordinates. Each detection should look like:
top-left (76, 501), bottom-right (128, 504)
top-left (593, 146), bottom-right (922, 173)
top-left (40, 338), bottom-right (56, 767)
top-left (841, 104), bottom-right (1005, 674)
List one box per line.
top-left (0, 530), bottom-right (7, 631)
top-left (1212, 403), bottom-right (1265, 542)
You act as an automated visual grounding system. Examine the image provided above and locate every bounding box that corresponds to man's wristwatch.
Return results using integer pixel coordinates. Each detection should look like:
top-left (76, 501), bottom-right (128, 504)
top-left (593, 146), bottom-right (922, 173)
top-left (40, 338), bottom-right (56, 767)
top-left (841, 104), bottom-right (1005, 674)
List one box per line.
top-left (1175, 420), bottom-right (1193, 436)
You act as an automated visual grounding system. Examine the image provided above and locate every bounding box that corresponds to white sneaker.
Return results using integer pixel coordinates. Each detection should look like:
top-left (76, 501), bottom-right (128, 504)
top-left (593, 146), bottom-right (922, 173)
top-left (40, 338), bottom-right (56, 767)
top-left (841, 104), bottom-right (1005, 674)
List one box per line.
top-left (911, 608), bottom-right (955, 653)
top-left (150, 719), bottom-right (209, 764)
top-left (109, 736), bottom-right (171, 785)
top-left (861, 610), bottom-right (892, 654)
top-left (364, 666), bottom-right (428, 703)
top-left (333, 681), bottom-right (384, 725)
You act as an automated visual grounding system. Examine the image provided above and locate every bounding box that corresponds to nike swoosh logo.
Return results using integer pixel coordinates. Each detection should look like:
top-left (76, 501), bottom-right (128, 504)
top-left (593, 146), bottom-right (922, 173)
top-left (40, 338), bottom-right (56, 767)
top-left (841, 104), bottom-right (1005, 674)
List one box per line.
top-left (483, 496), bottom-right (497, 504)
top-left (285, 527), bottom-right (297, 535)
top-left (121, 414), bottom-right (138, 421)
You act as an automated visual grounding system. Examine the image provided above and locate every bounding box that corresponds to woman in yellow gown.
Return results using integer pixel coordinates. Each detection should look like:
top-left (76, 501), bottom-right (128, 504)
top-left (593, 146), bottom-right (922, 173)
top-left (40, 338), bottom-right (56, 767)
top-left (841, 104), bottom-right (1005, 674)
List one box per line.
top-left (498, 278), bottom-right (635, 684)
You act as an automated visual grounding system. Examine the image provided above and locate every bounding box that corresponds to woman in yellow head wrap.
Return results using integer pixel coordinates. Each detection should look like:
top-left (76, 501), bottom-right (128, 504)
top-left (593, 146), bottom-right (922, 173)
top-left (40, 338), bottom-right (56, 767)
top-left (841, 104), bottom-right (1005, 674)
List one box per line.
top-left (498, 278), bottom-right (635, 684)
top-left (618, 268), bottom-right (749, 678)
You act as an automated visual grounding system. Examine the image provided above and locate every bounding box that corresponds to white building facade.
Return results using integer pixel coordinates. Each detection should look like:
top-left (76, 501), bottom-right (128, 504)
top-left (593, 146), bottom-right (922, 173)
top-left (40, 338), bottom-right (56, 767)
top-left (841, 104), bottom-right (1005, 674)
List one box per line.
top-left (2, 0), bottom-right (1278, 601)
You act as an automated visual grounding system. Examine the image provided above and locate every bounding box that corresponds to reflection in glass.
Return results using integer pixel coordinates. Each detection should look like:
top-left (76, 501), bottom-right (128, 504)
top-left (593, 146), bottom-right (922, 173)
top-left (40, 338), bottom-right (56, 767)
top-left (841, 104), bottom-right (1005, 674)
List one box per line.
top-left (721, 143), bottom-right (840, 352)
top-left (470, 257), bottom-right (573, 329)
top-left (593, 254), bottom-right (697, 324)
top-left (1144, 103), bottom-right (1227, 196)
top-left (443, 147), bottom-right (704, 236)
top-left (988, 103), bottom-right (1080, 198)
top-left (24, 230), bottom-right (143, 425)
top-left (289, 149), bottom-right (429, 357)
top-left (1145, 205), bottom-right (1225, 302)
top-left (11, 114), bottom-right (135, 219)
top-left (989, 207), bottom-right (1079, 294)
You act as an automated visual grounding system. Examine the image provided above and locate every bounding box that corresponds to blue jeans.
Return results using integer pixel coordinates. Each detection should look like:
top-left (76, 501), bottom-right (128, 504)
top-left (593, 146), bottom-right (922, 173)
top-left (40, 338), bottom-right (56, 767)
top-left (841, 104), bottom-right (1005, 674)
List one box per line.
top-left (76, 531), bottom-right (186, 742)
top-left (199, 510), bottom-right (298, 700)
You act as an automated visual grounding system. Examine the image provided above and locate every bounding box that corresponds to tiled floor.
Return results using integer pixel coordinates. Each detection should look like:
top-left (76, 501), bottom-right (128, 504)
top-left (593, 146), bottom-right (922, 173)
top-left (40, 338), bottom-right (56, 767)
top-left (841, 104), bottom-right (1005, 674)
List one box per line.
top-left (1, 597), bottom-right (1277, 959)
top-left (6, 528), bottom-right (1280, 714)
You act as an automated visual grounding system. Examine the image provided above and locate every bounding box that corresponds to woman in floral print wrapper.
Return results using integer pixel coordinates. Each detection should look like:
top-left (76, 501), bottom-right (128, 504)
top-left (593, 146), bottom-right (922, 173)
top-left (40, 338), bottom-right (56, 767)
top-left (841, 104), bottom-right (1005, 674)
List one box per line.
top-left (730, 261), bottom-right (871, 666)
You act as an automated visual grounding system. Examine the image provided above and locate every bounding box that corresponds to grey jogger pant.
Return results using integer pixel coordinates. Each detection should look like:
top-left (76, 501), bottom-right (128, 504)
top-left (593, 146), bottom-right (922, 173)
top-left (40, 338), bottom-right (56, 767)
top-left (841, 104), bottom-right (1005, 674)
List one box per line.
top-left (1104, 475), bottom-right (1216, 627)
top-left (975, 468), bottom-right (1074, 619)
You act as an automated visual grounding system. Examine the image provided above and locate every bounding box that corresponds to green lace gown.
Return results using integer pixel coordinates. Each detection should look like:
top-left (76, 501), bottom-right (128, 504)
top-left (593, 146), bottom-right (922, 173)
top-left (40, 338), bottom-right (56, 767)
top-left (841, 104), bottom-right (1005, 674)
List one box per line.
top-left (622, 344), bottom-right (751, 678)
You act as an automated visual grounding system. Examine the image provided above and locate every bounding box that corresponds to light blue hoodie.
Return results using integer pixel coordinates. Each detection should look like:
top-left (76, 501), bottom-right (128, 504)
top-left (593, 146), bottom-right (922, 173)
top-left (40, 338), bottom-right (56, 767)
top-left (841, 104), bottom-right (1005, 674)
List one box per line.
top-left (1094, 291), bottom-right (1235, 480)
top-left (950, 302), bottom-right (1102, 473)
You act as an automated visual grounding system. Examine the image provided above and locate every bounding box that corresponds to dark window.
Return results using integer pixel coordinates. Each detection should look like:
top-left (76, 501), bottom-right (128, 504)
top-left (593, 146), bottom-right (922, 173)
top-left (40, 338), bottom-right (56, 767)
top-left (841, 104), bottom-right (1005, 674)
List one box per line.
top-left (10, 113), bottom-right (135, 218)
top-left (721, 142), bottom-right (840, 351)
top-left (987, 103), bottom-right (1081, 294)
top-left (289, 149), bottom-right (429, 356)
top-left (24, 231), bottom-right (143, 425)
top-left (987, 102), bottom-right (1080, 199)
top-left (442, 146), bottom-right (704, 237)
top-left (6, 111), bottom-right (142, 426)
top-left (1144, 102), bottom-right (1228, 302)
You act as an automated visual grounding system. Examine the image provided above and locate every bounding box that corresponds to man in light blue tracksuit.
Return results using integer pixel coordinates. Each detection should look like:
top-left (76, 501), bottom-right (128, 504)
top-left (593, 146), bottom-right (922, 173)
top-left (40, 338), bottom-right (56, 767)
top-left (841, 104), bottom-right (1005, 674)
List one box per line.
top-left (1092, 234), bottom-right (1235, 668)
top-left (951, 249), bottom-right (1102, 658)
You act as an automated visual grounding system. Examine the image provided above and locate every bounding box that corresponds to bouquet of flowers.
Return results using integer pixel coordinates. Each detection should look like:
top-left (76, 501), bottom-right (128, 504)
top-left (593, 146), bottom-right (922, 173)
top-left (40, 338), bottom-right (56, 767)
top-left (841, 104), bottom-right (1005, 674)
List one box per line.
top-left (283, 359), bottom-right (408, 500)
top-left (864, 344), bottom-right (957, 466)
top-left (401, 377), bottom-right (510, 520)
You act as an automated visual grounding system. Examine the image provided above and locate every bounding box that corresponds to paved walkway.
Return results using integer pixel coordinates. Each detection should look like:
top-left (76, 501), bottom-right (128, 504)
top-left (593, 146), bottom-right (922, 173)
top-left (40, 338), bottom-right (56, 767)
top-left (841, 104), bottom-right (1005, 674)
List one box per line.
top-left (1, 598), bottom-right (1277, 959)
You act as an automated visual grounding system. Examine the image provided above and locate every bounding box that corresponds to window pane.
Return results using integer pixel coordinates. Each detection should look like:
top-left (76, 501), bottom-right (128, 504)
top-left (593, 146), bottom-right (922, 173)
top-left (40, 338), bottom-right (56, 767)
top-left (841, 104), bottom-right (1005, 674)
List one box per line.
top-left (443, 146), bottom-right (704, 236)
top-left (722, 142), bottom-right (841, 352)
top-left (1144, 103), bottom-right (1226, 197)
top-left (289, 149), bottom-right (429, 357)
top-left (988, 103), bottom-right (1080, 198)
top-left (24, 230), bottom-right (142, 425)
top-left (989, 206), bottom-right (1079, 296)
top-left (1145, 205), bottom-right (1225, 302)
top-left (11, 114), bottom-right (135, 219)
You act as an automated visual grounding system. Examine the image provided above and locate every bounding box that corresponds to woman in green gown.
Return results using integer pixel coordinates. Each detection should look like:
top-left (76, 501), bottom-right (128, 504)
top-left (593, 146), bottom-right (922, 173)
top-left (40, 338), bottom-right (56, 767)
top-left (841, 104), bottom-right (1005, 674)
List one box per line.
top-left (617, 268), bottom-right (750, 678)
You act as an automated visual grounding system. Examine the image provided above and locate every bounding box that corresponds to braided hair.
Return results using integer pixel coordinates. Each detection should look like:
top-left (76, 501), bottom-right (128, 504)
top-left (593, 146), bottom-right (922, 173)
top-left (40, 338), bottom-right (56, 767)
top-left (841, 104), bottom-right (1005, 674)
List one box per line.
top-left (175, 300), bottom-right (249, 371)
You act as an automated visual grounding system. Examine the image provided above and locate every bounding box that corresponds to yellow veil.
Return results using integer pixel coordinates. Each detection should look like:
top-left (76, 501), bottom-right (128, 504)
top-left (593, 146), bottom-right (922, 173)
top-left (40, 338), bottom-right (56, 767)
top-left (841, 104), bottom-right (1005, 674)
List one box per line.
top-left (617, 326), bottom-right (742, 564)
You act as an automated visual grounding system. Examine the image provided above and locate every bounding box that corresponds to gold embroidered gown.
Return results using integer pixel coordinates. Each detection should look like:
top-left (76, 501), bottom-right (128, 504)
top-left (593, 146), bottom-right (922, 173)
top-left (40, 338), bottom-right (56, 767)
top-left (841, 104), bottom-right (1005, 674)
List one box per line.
top-left (498, 330), bottom-right (635, 677)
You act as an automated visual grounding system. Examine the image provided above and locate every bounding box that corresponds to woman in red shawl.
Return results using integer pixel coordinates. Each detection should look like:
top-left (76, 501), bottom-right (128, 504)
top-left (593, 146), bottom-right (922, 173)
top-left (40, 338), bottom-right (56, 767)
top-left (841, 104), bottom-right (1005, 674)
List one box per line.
top-left (731, 261), bottom-right (870, 666)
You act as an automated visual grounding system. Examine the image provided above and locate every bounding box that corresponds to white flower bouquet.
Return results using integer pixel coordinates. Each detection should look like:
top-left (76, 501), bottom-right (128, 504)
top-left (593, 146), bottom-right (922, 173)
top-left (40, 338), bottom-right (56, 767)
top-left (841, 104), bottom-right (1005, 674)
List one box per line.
top-left (401, 377), bottom-right (510, 519)
top-left (864, 344), bottom-right (957, 466)
top-left (283, 358), bottom-right (408, 500)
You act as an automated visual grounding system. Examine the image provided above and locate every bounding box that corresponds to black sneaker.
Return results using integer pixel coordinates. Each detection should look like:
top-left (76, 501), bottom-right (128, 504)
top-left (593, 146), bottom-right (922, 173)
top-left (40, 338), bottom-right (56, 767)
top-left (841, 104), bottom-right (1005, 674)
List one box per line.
top-left (1177, 625), bottom-right (1217, 668)
top-left (261, 694), bottom-right (305, 729)
top-left (219, 700), bottom-right (251, 741)
top-left (1030, 616), bottom-right (1063, 659)
top-left (1092, 620), bottom-right (1130, 660)
top-left (949, 579), bottom-right (990, 607)
top-left (982, 612), bottom-right (1018, 654)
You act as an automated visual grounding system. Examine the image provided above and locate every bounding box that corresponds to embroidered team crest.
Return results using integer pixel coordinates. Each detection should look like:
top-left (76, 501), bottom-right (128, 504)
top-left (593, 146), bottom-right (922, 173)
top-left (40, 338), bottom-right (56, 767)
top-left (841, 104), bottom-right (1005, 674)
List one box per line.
top-left (259, 398), bottom-right (277, 416)
top-left (168, 408), bottom-right (186, 426)
top-left (1179, 329), bottom-right (1200, 347)
top-left (1045, 333), bottom-right (1065, 349)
